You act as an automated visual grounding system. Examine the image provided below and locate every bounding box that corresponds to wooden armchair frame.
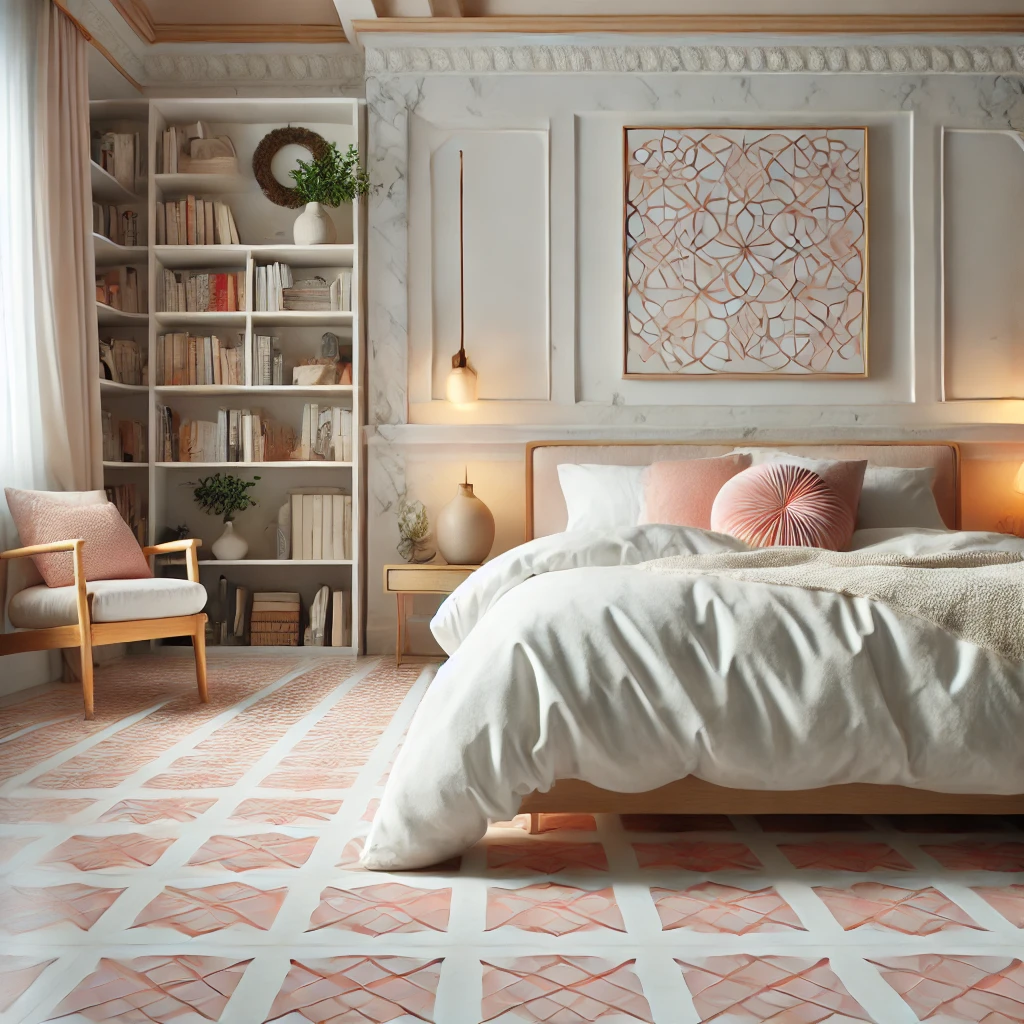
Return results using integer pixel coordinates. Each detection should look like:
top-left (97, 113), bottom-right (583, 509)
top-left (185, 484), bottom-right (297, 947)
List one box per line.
top-left (0, 538), bottom-right (208, 719)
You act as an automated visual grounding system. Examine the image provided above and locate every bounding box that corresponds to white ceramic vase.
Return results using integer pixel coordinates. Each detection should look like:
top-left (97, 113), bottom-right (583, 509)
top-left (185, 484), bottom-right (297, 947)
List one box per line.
top-left (436, 480), bottom-right (495, 566)
top-left (293, 202), bottom-right (337, 245)
top-left (212, 520), bottom-right (248, 561)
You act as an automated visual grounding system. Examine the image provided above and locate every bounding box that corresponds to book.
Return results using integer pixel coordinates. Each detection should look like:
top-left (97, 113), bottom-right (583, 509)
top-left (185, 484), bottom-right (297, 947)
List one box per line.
top-left (312, 495), bottom-right (324, 560)
top-left (94, 130), bottom-right (137, 191)
top-left (99, 337), bottom-right (146, 385)
top-left (290, 494), bottom-right (302, 560)
top-left (306, 585), bottom-right (330, 646)
top-left (331, 494), bottom-right (345, 560)
top-left (106, 483), bottom-right (146, 545)
top-left (301, 494), bottom-right (314, 559)
top-left (331, 590), bottom-right (352, 647)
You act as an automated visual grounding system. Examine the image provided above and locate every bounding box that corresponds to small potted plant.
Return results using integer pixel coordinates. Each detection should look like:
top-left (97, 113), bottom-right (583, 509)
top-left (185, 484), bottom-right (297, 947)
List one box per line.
top-left (289, 142), bottom-right (371, 245)
top-left (192, 473), bottom-right (260, 560)
top-left (397, 497), bottom-right (434, 564)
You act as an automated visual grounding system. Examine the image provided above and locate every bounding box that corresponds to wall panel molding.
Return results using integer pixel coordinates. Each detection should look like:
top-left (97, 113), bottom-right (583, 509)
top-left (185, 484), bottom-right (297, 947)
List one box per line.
top-left (364, 41), bottom-right (1024, 75)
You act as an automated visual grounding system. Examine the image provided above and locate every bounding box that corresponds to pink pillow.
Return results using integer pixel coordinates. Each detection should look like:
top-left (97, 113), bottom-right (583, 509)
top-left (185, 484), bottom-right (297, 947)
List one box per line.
top-left (640, 454), bottom-right (752, 529)
top-left (5, 488), bottom-right (151, 587)
top-left (710, 463), bottom-right (856, 550)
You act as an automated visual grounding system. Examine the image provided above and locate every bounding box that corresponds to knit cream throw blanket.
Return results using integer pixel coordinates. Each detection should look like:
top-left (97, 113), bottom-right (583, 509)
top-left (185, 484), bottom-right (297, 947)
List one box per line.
top-left (639, 548), bottom-right (1024, 662)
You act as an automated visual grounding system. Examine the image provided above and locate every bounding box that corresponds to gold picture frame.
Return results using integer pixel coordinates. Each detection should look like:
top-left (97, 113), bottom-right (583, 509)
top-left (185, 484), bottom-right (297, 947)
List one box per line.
top-left (623, 125), bottom-right (869, 380)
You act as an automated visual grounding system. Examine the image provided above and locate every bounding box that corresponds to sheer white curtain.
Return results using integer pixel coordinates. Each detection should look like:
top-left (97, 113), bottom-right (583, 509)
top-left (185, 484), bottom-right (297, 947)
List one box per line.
top-left (0, 0), bottom-right (102, 690)
top-left (0, 0), bottom-right (49, 503)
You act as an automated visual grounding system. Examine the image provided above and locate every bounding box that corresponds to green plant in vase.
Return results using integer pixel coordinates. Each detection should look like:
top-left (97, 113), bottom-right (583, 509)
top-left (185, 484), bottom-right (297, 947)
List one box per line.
top-left (192, 473), bottom-right (260, 561)
top-left (290, 142), bottom-right (371, 245)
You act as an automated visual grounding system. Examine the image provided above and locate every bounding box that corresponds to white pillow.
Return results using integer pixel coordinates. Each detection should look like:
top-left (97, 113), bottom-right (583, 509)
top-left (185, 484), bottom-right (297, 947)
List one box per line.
top-left (857, 465), bottom-right (947, 530)
top-left (557, 464), bottom-right (644, 532)
top-left (730, 449), bottom-right (947, 530)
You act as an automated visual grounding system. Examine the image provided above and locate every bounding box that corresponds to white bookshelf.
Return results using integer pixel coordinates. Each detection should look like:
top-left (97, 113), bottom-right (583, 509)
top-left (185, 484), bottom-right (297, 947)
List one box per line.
top-left (146, 97), bottom-right (365, 654)
top-left (91, 98), bottom-right (150, 573)
top-left (89, 96), bottom-right (366, 654)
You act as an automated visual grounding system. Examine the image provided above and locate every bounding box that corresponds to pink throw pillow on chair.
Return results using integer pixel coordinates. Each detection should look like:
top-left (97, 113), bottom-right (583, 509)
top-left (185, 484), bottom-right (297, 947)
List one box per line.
top-left (5, 488), bottom-right (152, 587)
top-left (710, 463), bottom-right (856, 550)
top-left (639, 454), bottom-right (753, 529)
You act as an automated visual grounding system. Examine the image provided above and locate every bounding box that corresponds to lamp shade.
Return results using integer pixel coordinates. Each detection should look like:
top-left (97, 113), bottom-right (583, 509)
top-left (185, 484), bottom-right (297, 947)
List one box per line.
top-left (1014, 461), bottom-right (1024, 495)
top-left (446, 364), bottom-right (478, 405)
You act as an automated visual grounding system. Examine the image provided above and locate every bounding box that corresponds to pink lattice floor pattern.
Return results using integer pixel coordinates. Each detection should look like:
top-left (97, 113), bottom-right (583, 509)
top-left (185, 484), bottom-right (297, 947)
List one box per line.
top-left (1, 653), bottom-right (1024, 1024)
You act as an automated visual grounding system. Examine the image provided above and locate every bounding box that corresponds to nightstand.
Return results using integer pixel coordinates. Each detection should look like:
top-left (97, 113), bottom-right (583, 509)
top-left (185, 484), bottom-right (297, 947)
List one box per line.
top-left (383, 563), bottom-right (477, 665)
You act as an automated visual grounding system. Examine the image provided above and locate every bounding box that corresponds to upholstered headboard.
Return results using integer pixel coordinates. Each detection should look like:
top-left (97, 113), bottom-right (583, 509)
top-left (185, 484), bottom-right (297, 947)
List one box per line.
top-left (526, 441), bottom-right (961, 539)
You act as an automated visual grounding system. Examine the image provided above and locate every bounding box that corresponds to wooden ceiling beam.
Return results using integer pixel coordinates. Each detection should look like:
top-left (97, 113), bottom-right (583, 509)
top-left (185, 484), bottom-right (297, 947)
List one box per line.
top-left (352, 13), bottom-right (1024, 34)
top-left (106, 0), bottom-right (156, 44)
top-left (150, 22), bottom-right (348, 42)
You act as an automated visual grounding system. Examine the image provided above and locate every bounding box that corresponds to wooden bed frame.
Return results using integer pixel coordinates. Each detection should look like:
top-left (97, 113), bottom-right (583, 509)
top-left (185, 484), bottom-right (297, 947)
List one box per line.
top-left (517, 439), bottom-right (1024, 825)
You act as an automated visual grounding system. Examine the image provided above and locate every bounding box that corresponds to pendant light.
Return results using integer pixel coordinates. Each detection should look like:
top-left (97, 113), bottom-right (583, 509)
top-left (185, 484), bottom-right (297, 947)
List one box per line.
top-left (446, 149), bottom-right (478, 405)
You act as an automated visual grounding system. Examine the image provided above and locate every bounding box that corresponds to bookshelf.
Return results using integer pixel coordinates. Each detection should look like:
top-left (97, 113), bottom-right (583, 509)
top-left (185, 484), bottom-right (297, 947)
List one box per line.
top-left (91, 98), bottom-right (150, 568)
top-left (90, 96), bottom-right (365, 655)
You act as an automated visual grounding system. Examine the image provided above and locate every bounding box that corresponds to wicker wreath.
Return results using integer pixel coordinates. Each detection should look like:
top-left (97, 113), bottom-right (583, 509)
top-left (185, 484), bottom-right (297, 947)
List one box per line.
top-left (252, 126), bottom-right (331, 209)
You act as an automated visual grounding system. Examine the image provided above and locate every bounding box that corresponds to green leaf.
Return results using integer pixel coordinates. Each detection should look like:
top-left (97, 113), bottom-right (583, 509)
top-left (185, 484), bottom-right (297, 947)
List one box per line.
top-left (288, 143), bottom-right (372, 207)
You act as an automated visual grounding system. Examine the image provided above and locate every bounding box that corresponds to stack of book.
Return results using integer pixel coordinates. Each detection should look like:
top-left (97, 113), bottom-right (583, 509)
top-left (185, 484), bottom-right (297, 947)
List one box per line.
top-left (283, 271), bottom-right (352, 312)
top-left (250, 592), bottom-right (300, 646)
top-left (159, 122), bottom-right (237, 176)
top-left (158, 334), bottom-right (239, 386)
top-left (99, 337), bottom-right (146, 385)
top-left (105, 484), bottom-right (146, 545)
top-left (159, 406), bottom-right (293, 463)
top-left (93, 204), bottom-right (139, 246)
top-left (102, 413), bottom-right (146, 463)
top-left (296, 404), bottom-right (352, 462)
top-left (156, 197), bottom-right (240, 246)
top-left (93, 130), bottom-right (140, 192)
top-left (159, 269), bottom-right (245, 313)
top-left (96, 268), bottom-right (142, 313)
top-left (255, 265), bottom-right (352, 313)
top-left (288, 491), bottom-right (352, 561)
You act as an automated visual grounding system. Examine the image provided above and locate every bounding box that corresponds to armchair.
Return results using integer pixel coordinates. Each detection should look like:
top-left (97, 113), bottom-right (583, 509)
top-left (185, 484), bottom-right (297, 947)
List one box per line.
top-left (0, 537), bottom-right (209, 719)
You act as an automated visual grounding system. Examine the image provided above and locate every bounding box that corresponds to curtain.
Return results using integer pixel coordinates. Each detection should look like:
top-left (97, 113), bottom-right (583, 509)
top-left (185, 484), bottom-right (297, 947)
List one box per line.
top-left (0, 0), bottom-right (102, 691)
top-left (35, 2), bottom-right (102, 491)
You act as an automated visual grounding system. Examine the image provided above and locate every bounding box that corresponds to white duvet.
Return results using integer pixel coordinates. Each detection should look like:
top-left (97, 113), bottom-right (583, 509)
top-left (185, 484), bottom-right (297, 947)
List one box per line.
top-left (363, 525), bottom-right (1024, 870)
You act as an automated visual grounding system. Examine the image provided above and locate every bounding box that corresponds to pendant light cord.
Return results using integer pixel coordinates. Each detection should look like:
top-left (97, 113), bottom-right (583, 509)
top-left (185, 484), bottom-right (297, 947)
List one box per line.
top-left (454, 149), bottom-right (467, 369)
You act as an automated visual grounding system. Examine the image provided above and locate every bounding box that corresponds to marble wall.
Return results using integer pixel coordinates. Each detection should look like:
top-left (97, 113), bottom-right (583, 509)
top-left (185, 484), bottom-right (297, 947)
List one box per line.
top-left (363, 36), bottom-right (1024, 654)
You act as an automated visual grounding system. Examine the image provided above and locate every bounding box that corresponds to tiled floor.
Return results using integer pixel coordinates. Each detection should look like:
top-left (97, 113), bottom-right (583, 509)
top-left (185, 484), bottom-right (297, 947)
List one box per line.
top-left (1, 655), bottom-right (1024, 1022)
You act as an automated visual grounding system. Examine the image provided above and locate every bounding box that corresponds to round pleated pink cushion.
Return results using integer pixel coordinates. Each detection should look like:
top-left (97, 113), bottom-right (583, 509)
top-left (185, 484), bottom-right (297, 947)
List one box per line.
top-left (710, 462), bottom-right (855, 550)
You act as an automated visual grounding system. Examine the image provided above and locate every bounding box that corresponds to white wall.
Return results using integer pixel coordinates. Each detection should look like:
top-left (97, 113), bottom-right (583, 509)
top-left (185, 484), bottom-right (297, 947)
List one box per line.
top-left (363, 36), bottom-right (1024, 654)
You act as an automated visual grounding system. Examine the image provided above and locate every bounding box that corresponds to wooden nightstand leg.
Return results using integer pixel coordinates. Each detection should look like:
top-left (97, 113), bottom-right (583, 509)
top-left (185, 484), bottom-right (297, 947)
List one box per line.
top-left (395, 593), bottom-right (405, 667)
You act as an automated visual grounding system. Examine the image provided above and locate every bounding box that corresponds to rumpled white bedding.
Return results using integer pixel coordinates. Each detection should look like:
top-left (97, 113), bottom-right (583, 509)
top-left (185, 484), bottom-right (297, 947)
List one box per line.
top-left (363, 525), bottom-right (1024, 870)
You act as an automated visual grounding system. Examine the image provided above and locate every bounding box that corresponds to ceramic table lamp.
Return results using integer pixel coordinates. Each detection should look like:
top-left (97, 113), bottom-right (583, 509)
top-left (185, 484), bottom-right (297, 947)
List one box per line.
top-left (436, 470), bottom-right (494, 565)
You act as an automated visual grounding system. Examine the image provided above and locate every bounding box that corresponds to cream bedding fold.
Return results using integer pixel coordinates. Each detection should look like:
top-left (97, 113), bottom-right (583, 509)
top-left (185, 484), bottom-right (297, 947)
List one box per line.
top-left (640, 548), bottom-right (1024, 662)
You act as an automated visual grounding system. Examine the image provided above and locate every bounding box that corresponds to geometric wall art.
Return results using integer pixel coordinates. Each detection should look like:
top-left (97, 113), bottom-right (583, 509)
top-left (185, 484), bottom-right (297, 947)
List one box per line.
top-left (624, 127), bottom-right (868, 378)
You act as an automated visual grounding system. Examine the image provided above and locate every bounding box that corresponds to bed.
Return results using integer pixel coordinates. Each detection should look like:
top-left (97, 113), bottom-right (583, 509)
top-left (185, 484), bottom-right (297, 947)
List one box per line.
top-left (364, 440), bottom-right (1024, 871)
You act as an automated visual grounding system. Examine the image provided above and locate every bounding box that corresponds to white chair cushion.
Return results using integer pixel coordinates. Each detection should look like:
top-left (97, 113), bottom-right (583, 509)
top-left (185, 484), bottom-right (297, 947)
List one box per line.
top-left (9, 578), bottom-right (207, 629)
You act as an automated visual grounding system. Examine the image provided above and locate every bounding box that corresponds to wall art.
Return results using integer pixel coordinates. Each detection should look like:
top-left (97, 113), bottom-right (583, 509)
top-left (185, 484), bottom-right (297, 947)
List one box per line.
top-left (624, 126), bottom-right (868, 378)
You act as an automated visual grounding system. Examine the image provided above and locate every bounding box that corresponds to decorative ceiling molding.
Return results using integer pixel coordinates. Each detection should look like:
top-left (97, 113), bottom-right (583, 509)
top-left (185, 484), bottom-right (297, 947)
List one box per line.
top-left (142, 51), bottom-right (365, 86)
top-left (65, 0), bottom-right (364, 90)
top-left (354, 14), bottom-right (1024, 36)
top-left (363, 41), bottom-right (1024, 75)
